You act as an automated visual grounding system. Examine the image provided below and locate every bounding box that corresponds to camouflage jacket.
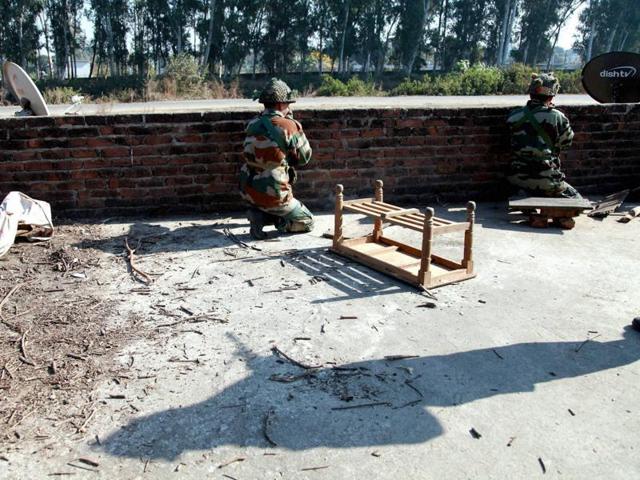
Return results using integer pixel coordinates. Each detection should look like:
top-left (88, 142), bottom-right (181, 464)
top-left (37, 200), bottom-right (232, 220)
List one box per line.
top-left (240, 109), bottom-right (312, 210)
top-left (506, 99), bottom-right (574, 164)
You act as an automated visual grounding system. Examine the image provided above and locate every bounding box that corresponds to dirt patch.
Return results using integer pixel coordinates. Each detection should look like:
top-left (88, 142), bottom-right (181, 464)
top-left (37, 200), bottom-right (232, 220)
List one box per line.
top-left (0, 224), bottom-right (147, 449)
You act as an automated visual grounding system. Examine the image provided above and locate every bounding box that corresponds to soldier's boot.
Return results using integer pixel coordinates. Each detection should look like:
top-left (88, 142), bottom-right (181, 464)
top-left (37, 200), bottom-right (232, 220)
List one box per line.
top-left (247, 208), bottom-right (268, 240)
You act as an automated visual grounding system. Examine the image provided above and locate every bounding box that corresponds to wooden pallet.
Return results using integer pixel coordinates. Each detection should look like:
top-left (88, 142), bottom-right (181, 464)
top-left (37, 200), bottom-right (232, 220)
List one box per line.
top-left (509, 197), bottom-right (592, 229)
top-left (330, 180), bottom-right (476, 289)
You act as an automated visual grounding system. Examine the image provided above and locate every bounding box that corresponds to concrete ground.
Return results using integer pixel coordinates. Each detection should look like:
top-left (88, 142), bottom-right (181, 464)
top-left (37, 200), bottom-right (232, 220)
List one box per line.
top-left (1, 202), bottom-right (639, 479)
top-left (0, 94), bottom-right (597, 118)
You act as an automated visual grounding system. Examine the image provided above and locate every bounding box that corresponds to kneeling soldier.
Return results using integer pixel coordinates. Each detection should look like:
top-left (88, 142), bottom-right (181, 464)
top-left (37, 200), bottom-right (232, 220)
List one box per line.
top-left (240, 78), bottom-right (314, 240)
top-left (506, 73), bottom-right (580, 199)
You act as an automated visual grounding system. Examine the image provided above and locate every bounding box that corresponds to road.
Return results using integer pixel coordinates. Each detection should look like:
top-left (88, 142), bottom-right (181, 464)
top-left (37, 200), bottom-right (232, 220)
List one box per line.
top-left (0, 94), bottom-right (598, 118)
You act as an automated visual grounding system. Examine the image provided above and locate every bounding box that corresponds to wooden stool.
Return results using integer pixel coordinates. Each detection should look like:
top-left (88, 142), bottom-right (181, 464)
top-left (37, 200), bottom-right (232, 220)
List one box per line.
top-left (330, 180), bottom-right (476, 289)
top-left (509, 197), bottom-right (592, 230)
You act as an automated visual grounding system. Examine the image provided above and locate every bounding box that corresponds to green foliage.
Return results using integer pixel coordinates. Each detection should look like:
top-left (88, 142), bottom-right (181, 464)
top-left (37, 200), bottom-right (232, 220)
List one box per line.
top-left (459, 65), bottom-right (503, 95)
top-left (163, 54), bottom-right (203, 97)
top-left (391, 64), bottom-right (500, 96)
top-left (315, 76), bottom-right (350, 96)
top-left (555, 70), bottom-right (583, 94)
top-left (390, 64), bottom-right (583, 96)
top-left (501, 63), bottom-right (536, 95)
top-left (315, 75), bottom-right (382, 96)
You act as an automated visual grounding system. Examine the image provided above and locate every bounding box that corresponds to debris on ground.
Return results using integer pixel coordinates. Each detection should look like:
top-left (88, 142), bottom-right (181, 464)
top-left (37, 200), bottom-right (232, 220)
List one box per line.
top-left (618, 206), bottom-right (640, 223)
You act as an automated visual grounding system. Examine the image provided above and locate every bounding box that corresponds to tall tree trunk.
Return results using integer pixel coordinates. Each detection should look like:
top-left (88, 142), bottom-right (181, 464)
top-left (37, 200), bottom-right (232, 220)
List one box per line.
top-left (605, 15), bottom-right (622, 52)
top-left (19, 14), bottom-right (25, 67)
top-left (546, 0), bottom-right (586, 70)
top-left (497, 0), bottom-right (517, 65)
top-left (89, 39), bottom-right (97, 79)
top-left (530, 0), bottom-right (553, 66)
top-left (439, 0), bottom-right (449, 70)
top-left (496, 0), bottom-right (510, 65)
top-left (62, 9), bottom-right (71, 78)
top-left (618, 30), bottom-right (628, 50)
top-left (39, 12), bottom-right (54, 77)
top-left (501, 0), bottom-right (518, 65)
top-left (105, 15), bottom-right (116, 76)
top-left (338, 0), bottom-right (351, 73)
top-left (318, 31), bottom-right (324, 75)
top-left (202, 0), bottom-right (217, 70)
top-left (404, 0), bottom-right (431, 75)
top-left (376, 12), bottom-right (399, 77)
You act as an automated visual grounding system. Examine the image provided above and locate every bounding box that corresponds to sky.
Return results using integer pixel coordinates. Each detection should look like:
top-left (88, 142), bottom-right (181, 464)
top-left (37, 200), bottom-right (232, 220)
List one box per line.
top-left (557, 4), bottom-right (586, 49)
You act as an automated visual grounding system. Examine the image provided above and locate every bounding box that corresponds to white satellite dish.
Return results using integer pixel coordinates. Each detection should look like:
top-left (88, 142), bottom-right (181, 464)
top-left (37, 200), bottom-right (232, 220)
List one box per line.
top-left (2, 62), bottom-right (50, 116)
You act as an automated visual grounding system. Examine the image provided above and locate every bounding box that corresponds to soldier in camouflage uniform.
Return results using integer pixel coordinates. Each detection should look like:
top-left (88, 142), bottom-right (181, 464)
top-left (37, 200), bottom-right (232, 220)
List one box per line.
top-left (506, 73), bottom-right (580, 198)
top-left (240, 78), bottom-right (314, 240)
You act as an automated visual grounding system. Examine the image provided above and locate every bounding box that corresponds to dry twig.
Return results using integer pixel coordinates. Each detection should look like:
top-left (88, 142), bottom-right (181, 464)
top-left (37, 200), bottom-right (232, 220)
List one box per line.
top-left (271, 346), bottom-right (321, 370)
top-left (124, 238), bottom-right (153, 285)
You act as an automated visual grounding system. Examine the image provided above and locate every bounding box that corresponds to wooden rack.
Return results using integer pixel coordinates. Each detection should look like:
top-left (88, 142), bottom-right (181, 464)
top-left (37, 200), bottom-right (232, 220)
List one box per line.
top-left (330, 180), bottom-right (476, 289)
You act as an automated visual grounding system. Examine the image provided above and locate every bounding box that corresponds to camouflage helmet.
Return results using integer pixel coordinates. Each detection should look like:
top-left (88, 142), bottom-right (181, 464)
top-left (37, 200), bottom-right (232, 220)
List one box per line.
top-left (528, 73), bottom-right (560, 97)
top-left (257, 78), bottom-right (297, 104)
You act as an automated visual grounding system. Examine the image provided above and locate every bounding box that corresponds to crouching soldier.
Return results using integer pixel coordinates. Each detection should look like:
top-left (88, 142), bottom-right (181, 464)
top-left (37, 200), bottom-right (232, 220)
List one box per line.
top-left (240, 78), bottom-right (314, 240)
top-left (506, 73), bottom-right (580, 199)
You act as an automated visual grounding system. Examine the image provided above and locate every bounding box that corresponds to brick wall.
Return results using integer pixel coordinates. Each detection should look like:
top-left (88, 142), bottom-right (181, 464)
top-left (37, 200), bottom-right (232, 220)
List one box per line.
top-left (0, 104), bottom-right (639, 217)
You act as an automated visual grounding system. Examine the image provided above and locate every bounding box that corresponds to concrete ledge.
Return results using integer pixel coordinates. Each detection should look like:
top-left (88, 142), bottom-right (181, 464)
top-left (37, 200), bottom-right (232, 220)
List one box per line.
top-left (0, 94), bottom-right (599, 118)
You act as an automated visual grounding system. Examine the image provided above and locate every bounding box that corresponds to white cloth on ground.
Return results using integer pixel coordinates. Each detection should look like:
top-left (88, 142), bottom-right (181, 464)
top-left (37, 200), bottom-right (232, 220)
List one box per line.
top-left (0, 192), bottom-right (54, 258)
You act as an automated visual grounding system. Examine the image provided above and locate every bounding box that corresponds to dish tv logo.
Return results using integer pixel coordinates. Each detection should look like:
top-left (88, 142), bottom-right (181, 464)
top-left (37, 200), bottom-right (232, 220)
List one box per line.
top-left (600, 66), bottom-right (637, 78)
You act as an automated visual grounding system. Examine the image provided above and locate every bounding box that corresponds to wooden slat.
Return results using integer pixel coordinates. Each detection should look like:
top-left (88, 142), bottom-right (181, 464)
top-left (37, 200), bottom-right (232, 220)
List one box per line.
top-left (427, 270), bottom-right (476, 288)
top-left (431, 254), bottom-right (463, 270)
top-left (381, 208), bottom-right (420, 220)
top-left (341, 236), bottom-right (374, 247)
top-left (379, 236), bottom-right (421, 257)
top-left (343, 197), bottom-right (375, 205)
top-left (385, 217), bottom-right (425, 233)
top-left (375, 201), bottom-right (455, 225)
top-left (331, 245), bottom-right (419, 285)
top-left (431, 223), bottom-right (469, 235)
top-left (354, 202), bottom-right (389, 216)
top-left (357, 244), bottom-right (399, 257)
top-left (343, 203), bottom-right (384, 218)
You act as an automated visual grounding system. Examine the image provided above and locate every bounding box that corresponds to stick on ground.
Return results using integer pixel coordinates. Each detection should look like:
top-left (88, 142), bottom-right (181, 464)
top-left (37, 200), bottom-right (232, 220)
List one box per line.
top-left (124, 238), bottom-right (153, 285)
top-left (271, 346), bottom-right (321, 370)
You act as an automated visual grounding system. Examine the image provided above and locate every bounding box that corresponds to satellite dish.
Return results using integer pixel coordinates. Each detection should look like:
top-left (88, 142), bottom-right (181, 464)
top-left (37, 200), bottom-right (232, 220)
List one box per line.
top-left (2, 61), bottom-right (50, 116)
top-left (582, 51), bottom-right (640, 103)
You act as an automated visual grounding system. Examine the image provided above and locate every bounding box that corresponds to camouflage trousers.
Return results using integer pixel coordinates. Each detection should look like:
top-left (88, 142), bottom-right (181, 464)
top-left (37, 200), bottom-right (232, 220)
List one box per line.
top-left (507, 157), bottom-right (581, 198)
top-left (254, 199), bottom-right (314, 233)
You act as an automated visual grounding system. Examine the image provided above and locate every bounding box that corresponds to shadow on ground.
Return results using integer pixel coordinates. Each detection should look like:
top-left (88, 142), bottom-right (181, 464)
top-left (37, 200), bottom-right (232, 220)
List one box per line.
top-left (100, 328), bottom-right (640, 460)
top-left (76, 220), bottom-right (254, 256)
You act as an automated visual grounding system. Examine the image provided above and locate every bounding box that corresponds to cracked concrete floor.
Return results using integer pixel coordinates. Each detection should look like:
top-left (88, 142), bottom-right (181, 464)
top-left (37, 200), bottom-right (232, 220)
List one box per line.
top-left (1, 202), bottom-right (639, 479)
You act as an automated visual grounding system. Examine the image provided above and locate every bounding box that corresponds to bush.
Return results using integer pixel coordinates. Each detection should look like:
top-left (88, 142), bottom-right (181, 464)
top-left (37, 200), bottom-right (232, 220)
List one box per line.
top-left (459, 65), bottom-right (504, 95)
top-left (43, 86), bottom-right (82, 104)
top-left (315, 75), bottom-right (382, 96)
top-left (501, 63), bottom-right (535, 94)
top-left (390, 73), bottom-right (462, 96)
top-left (315, 76), bottom-right (350, 96)
top-left (555, 70), bottom-right (584, 94)
top-left (163, 53), bottom-right (203, 97)
top-left (390, 77), bottom-right (429, 95)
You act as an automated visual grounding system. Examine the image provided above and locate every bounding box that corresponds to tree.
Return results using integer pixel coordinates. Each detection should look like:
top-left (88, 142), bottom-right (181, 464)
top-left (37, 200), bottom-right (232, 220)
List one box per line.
top-left (575, 0), bottom-right (640, 61)
top-left (0, 1), bottom-right (43, 73)
top-left (396, 0), bottom-right (432, 75)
